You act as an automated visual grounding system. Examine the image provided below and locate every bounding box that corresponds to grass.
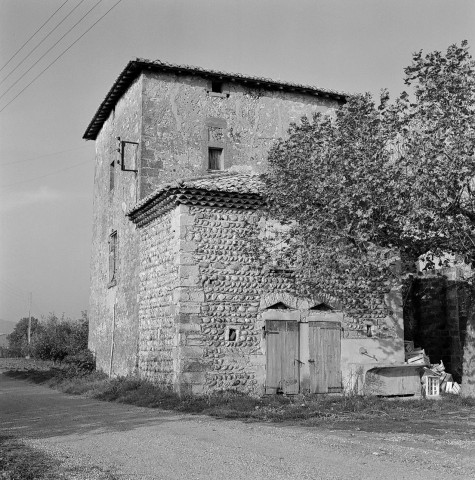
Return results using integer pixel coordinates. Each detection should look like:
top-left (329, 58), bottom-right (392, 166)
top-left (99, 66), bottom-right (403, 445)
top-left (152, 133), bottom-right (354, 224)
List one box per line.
top-left (4, 364), bottom-right (475, 429)
top-left (0, 433), bottom-right (119, 480)
top-left (0, 434), bottom-right (60, 480)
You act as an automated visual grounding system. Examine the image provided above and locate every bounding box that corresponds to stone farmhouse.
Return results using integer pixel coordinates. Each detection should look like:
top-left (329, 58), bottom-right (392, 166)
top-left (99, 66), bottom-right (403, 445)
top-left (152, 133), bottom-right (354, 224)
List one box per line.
top-left (84, 59), bottom-right (407, 396)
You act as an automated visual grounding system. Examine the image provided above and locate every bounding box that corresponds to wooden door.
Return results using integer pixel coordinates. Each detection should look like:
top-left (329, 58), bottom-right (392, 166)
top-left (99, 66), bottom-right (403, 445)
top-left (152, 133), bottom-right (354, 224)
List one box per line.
top-left (308, 321), bottom-right (342, 393)
top-left (265, 320), bottom-right (300, 394)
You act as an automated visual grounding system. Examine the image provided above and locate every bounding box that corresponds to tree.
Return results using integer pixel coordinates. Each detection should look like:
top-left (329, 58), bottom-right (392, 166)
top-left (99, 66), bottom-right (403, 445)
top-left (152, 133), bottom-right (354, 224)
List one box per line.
top-left (31, 312), bottom-right (89, 363)
top-left (6, 317), bottom-right (41, 357)
top-left (265, 41), bottom-right (475, 393)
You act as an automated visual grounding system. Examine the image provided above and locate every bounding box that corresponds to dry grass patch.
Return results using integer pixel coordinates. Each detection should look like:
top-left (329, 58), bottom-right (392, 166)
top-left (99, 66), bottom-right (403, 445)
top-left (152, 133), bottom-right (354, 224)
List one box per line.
top-left (4, 365), bottom-right (475, 433)
top-left (0, 435), bottom-right (59, 480)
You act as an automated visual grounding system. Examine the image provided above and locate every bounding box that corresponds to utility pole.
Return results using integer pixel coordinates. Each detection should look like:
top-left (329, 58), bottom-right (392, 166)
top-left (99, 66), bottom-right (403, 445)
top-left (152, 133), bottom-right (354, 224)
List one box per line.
top-left (26, 292), bottom-right (32, 359)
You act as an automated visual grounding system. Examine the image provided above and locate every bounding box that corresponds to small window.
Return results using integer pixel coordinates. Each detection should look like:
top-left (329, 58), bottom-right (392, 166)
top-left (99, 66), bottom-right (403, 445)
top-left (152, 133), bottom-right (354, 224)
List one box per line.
top-left (208, 147), bottom-right (223, 170)
top-left (109, 161), bottom-right (115, 191)
top-left (227, 328), bottom-right (238, 342)
top-left (366, 325), bottom-right (373, 337)
top-left (109, 231), bottom-right (118, 284)
top-left (211, 81), bottom-right (223, 93)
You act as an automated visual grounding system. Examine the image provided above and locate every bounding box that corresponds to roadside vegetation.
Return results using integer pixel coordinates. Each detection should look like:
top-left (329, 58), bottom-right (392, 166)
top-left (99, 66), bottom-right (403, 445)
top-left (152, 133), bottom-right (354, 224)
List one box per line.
top-left (0, 433), bottom-right (118, 480)
top-left (3, 312), bottom-right (88, 362)
top-left (0, 434), bottom-right (59, 480)
top-left (3, 358), bottom-right (474, 435)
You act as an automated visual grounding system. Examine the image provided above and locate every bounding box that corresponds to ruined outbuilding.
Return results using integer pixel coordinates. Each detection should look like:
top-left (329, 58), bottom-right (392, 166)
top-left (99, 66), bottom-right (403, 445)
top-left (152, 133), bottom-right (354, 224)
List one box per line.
top-left (84, 59), bottom-right (407, 395)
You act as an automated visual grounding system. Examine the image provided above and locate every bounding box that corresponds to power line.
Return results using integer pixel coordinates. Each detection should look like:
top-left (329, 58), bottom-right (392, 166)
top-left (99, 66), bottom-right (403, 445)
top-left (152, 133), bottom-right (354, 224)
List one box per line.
top-left (0, 0), bottom-right (104, 100)
top-left (0, 279), bottom-right (28, 293)
top-left (0, 160), bottom-right (91, 189)
top-left (0, 0), bottom-right (71, 74)
top-left (0, 0), bottom-right (124, 113)
top-left (0, 0), bottom-right (88, 87)
top-left (0, 284), bottom-right (28, 301)
top-left (1, 146), bottom-right (90, 167)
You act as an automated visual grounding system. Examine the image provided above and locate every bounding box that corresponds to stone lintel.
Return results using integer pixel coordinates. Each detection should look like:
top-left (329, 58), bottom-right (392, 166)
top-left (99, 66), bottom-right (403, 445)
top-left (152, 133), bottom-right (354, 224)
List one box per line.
top-left (179, 302), bottom-right (201, 314)
top-left (261, 310), bottom-right (300, 321)
top-left (307, 313), bottom-right (343, 323)
top-left (179, 265), bottom-right (200, 278)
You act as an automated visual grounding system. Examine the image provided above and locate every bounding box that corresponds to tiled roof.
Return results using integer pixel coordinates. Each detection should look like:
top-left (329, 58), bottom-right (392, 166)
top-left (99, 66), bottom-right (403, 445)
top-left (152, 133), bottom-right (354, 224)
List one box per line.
top-left (127, 172), bottom-right (265, 226)
top-left (83, 58), bottom-right (348, 140)
top-left (177, 171), bottom-right (263, 194)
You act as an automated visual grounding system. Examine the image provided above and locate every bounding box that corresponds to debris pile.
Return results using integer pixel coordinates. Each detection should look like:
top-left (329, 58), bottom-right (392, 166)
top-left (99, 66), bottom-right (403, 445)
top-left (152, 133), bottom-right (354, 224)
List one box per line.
top-left (404, 341), bottom-right (430, 365)
top-left (404, 342), bottom-right (461, 396)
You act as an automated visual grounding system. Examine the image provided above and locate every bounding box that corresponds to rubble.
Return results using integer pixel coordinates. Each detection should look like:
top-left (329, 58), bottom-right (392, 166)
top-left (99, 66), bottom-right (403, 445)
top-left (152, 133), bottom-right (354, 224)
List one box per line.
top-left (404, 342), bottom-right (461, 396)
top-left (421, 361), bottom-right (461, 396)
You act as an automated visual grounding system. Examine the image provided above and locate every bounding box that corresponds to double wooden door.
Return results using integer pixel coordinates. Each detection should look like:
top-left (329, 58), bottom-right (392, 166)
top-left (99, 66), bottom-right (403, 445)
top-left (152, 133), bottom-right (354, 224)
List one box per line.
top-left (265, 319), bottom-right (341, 394)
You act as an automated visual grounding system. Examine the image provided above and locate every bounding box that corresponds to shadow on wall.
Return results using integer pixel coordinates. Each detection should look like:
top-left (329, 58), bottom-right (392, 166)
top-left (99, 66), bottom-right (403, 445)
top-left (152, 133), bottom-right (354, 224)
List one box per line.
top-left (403, 276), bottom-right (471, 384)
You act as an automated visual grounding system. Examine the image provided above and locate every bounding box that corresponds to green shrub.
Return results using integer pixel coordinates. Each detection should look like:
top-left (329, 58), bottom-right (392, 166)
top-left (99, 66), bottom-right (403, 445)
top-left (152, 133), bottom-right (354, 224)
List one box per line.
top-left (63, 350), bottom-right (96, 374)
top-left (30, 312), bottom-right (89, 363)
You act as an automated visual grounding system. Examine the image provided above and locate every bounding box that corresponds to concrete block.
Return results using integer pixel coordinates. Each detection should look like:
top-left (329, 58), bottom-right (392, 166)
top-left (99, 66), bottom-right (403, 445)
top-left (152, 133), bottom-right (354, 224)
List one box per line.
top-left (180, 240), bottom-right (196, 253)
top-left (191, 384), bottom-right (206, 395)
top-left (188, 290), bottom-right (205, 302)
top-left (179, 302), bottom-right (201, 314)
top-left (179, 265), bottom-right (200, 278)
top-left (173, 288), bottom-right (189, 303)
top-left (261, 310), bottom-right (300, 321)
top-left (180, 277), bottom-right (200, 287)
top-left (178, 252), bottom-right (195, 265)
top-left (180, 346), bottom-right (204, 358)
top-left (179, 214), bottom-right (196, 226)
top-left (180, 371), bottom-right (206, 384)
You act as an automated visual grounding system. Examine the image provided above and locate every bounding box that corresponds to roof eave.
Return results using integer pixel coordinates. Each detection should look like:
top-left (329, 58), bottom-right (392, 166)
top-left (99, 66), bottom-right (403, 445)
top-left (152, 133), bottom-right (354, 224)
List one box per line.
top-left (83, 59), bottom-right (348, 141)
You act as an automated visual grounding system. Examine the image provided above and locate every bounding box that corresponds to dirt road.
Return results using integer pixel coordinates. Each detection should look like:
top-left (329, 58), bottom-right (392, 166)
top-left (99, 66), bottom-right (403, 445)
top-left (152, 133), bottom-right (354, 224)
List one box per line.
top-left (1, 373), bottom-right (473, 480)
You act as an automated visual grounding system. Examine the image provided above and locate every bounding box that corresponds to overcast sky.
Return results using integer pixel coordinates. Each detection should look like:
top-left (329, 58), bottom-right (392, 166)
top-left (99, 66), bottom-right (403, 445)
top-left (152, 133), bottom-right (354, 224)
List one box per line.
top-left (0, 0), bottom-right (474, 323)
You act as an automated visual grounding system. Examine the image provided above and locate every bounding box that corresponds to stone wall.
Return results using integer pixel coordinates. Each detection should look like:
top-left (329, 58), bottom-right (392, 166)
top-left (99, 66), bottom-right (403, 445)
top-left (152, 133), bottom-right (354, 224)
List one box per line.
top-left (90, 70), bottom-right (341, 377)
top-left (140, 71), bottom-right (340, 197)
top-left (135, 200), bottom-right (405, 395)
top-left (138, 209), bottom-right (178, 384)
top-left (187, 205), bottom-right (264, 394)
top-left (88, 76), bottom-right (143, 376)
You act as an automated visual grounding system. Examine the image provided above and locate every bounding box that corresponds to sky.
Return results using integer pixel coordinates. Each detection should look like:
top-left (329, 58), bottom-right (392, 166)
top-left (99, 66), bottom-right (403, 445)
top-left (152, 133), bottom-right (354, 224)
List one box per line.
top-left (0, 0), bottom-right (474, 324)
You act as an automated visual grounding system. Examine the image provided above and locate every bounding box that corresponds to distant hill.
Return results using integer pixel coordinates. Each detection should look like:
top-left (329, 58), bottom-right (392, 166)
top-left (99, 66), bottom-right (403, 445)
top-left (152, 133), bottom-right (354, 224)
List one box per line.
top-left (0, 319), bottom-right (16, 335)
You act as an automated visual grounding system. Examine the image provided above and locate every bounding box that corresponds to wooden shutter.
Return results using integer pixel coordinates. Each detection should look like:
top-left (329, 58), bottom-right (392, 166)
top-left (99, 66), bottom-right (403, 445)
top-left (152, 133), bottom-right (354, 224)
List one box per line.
top-left (308, 321), bottom-right (341, 393)
top-left (109, 232), bottom-right (117, 282)
top-left (208, 148), bottom-right (223, 170)
top-left (265, 320), bottom-right (299, 394)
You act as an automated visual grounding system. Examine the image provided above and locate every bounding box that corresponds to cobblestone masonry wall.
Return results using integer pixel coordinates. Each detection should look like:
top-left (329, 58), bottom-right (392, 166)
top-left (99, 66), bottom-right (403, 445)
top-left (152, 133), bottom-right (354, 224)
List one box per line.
top-left (137, 203), bottom-right (404, 395)
top-left (175, 205), bottom-right (263, 394)
top-left (138, 209), bottom-right (178, 383)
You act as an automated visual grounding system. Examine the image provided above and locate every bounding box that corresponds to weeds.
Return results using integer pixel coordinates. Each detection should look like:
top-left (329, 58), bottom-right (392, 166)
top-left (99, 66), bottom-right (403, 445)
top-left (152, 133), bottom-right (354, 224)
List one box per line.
top-left (4, 365), bottom-right (474, 430)
top-left (0, 435), bottom-right (59, 480)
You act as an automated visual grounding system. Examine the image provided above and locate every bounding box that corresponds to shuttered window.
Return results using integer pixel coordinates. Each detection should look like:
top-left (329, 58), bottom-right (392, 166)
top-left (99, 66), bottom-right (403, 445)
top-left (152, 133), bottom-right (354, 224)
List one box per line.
top-left (109, 231), bottom-right (117, 284)
top-left (208, 147), bottom-right (223, 170)
top-left (109, 161), bottom-right (115, 191)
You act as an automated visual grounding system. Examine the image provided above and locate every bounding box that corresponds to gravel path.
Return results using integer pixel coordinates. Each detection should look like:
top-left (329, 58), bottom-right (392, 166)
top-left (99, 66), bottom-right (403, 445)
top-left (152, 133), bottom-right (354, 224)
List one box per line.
top-left (1, 373), bottom-right (474, 480)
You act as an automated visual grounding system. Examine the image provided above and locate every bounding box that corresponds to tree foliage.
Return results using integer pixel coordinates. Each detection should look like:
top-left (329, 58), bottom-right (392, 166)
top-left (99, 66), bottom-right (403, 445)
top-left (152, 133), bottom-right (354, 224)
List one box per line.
top-left (265, 41), bottom-right (475, 297)
top-left (6, 317), bottom-right (41, 357)
top-left (31, 312), bottom-right (89, 363)
top-left (6, 312), bottom-right (89, 363)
